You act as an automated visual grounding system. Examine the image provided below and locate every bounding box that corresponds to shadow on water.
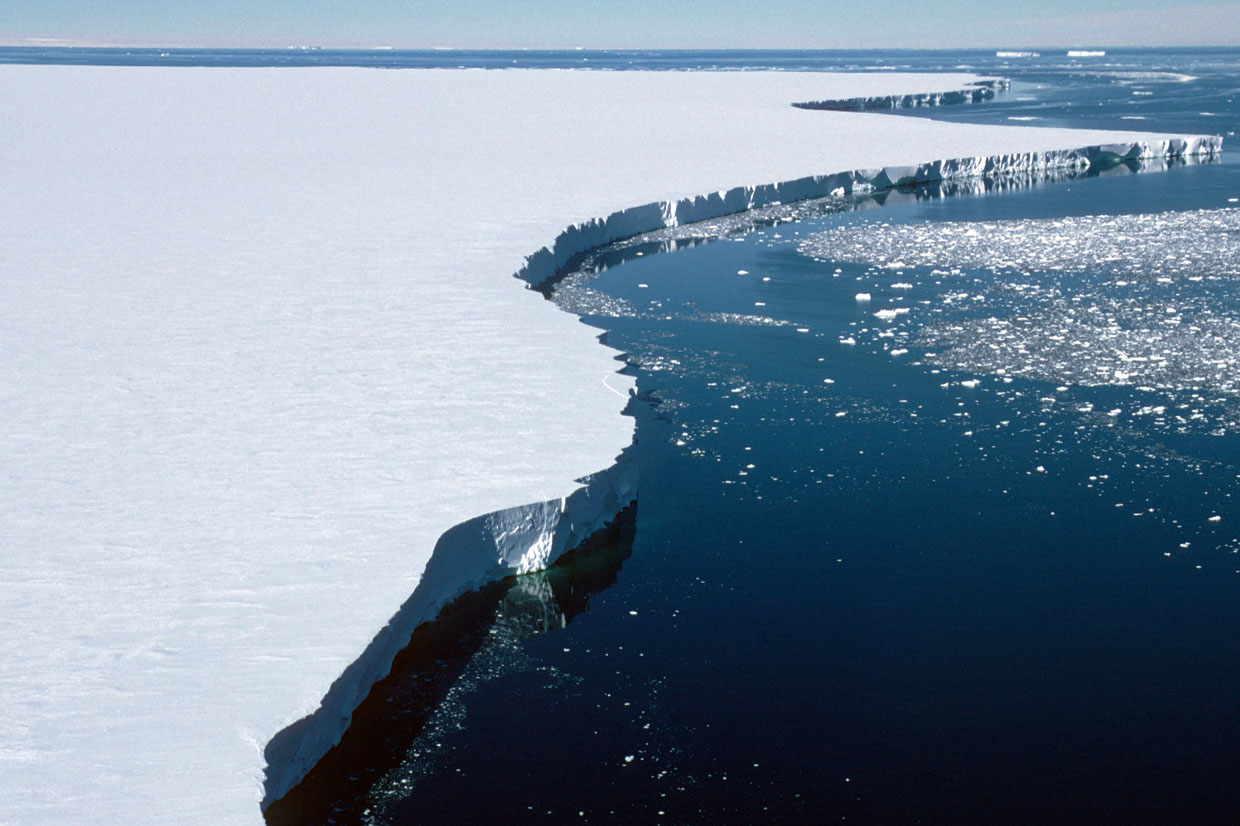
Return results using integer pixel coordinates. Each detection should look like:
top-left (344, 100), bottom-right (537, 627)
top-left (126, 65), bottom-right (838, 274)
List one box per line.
top-left (264, 503), bottom-right (637, 826)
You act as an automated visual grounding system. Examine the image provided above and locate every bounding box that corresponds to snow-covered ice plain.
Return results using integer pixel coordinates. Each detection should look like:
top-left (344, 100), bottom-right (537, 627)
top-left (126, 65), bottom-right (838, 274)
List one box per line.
top-left (0, 66), bottom-right (1219, 823)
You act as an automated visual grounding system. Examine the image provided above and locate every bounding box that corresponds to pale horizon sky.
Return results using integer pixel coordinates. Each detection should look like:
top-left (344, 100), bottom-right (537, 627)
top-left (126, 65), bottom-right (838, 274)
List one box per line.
top-left (1, 1), bottom-right (1238, 50)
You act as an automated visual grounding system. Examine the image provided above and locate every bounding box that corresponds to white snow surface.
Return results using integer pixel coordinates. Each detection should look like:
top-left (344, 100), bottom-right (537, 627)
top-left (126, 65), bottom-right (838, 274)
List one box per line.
top-left (0, 66), bottom-right (1217, 824)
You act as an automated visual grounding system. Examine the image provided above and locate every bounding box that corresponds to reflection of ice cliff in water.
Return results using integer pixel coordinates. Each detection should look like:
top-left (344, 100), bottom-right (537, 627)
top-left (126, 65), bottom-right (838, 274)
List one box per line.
top-left (265, 504), bottom-right (636, 826)
top-left (263, 446), bottom-right (636, 812)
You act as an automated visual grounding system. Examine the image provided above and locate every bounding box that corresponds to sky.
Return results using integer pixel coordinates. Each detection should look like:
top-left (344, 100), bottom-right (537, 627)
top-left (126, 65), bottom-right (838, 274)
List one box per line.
top-left (1, 0), bottom-right (1238, 49)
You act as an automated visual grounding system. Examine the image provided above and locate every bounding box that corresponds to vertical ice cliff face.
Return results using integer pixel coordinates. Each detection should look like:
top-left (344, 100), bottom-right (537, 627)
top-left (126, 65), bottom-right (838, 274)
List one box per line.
top-left (515, 136), bottom-right (1222, 289)
top-left (262, 445), bottom-right (637, 808)
top-left (792, 78), bottom-right (1011, 111)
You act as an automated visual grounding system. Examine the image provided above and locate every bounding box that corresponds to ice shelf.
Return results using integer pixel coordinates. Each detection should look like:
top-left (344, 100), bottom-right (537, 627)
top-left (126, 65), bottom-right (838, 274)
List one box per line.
top-left (792, 77), bottom-right (1011, 111)
top-left (0, 66), bottom-right (1220, 824)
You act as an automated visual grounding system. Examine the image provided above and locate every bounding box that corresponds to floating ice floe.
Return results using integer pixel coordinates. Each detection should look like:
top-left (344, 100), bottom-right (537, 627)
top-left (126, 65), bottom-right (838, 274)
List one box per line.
top-left (802, 208), bottom-right (1240, 411)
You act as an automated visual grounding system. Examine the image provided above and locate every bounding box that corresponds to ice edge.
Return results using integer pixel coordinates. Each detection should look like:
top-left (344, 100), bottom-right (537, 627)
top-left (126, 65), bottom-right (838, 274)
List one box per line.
top-left (516, 134), bottom-right (1222, 289)
top-left (261, 130), bottom-right (1221, 812)
top-left (792, 78), bottom-right (1011, 111)
top-left (261, 446), bottom-right (636, 810)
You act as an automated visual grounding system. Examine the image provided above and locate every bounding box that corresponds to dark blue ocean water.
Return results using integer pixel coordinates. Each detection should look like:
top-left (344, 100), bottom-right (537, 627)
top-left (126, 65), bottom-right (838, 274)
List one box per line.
top-left (211, 50), bottom-right (1239, 824)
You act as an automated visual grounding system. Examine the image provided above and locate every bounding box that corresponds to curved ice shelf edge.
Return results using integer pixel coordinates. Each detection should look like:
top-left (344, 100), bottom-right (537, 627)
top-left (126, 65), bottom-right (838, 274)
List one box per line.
top-left (517, 134), bottom-right (1223, 291)
top-left (793, 77), bottom-right (1011, 111)
top-left (260, 130), bottom-right (1222, 811)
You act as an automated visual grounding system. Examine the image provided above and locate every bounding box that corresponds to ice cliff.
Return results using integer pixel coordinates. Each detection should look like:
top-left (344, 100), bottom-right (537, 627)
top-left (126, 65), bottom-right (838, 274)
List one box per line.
top-left (792, 78), bottom-right (1011, 111)
top-left (516, 135), bottom-right (1222, 289)
top-left (262, 446), bottom-right (637, 808)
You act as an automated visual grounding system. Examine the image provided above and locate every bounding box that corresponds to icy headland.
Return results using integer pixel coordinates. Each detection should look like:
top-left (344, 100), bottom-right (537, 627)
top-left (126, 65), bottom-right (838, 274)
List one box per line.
top-left (0, 66), bottom-right (1219, 823)
top-left (792, 77), bottom-right (1010, 111)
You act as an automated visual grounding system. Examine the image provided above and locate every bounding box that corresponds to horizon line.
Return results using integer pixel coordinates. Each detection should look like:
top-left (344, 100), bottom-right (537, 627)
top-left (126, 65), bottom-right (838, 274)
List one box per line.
top-left (3, 41), bottom-right (1233, 52)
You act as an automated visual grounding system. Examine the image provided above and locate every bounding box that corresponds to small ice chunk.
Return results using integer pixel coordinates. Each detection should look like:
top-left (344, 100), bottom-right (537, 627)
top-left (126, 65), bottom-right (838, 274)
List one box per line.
top-left (855, 292), bottom-right (871, 302)
top-left (960, 379), bottom-right (980, 388)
